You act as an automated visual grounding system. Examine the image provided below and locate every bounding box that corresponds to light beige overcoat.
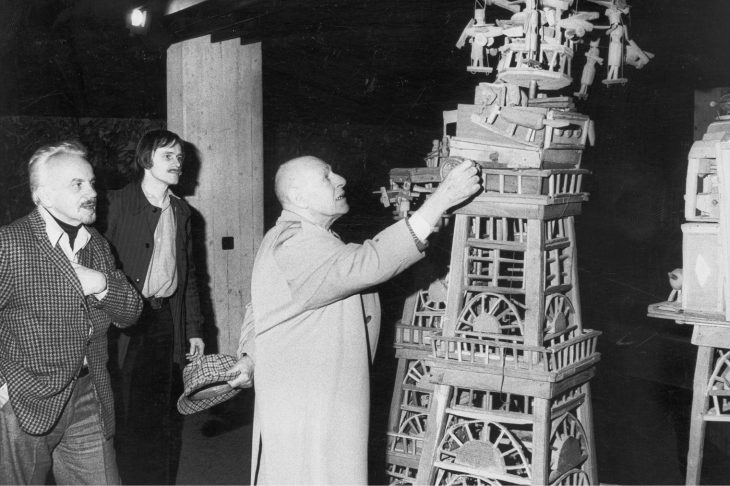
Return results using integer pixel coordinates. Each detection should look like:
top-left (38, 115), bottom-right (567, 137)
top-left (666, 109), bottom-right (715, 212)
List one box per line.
top-left (250, 209), bottom-right (424, 484)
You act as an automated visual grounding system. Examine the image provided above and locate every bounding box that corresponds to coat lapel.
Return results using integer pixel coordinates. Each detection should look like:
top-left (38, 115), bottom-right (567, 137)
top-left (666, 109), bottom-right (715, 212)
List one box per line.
top-left (131, 182), bottom-right (157, 237)
top-left (29, 208), bottom-right (85, 299)
top-left (78, 237), bottom-right (93, 268)
top-left (170, 196), bottom-right (187, 285)
top-left (171, 197), bottom-right (181, 248)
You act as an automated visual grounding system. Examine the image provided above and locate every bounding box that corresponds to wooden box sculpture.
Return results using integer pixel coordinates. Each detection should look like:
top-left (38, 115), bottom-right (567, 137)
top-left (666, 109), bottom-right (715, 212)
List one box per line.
top-left (381, 1), bottom-right (651, 484)
top-left (648, 97), bottom-right (730, 484)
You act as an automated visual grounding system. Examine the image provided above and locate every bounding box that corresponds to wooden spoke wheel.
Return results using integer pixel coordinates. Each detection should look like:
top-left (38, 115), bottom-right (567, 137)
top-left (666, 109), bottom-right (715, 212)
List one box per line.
top-left (437, 419), bottom-right (530, 479)
top-left (413, 279), bottom-right (448, 330)
top-left (398, 412), bottom-right (429, 437)
top-left (404, 359), bottom-right (433, 392)
top-left (549, 413), bottom-right (589, 482)
top-left (544, 294), bottom-right (576, 334)
top-left (457, 292), bottom-right (523, 338)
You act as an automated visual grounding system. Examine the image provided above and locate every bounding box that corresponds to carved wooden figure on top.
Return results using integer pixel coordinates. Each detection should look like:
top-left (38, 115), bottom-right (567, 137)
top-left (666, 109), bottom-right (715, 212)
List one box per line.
top-left (541, 0), bottom-right (566, 41)
top-left (457, 8), bottom-right (507, 74)
top-left (470, 37), bottom-right (486, 70)
top-left (602, 5), bottom-right (629, 85)
top-left (524, 0), bottom-right (541, 65)
top-left (508, 0), bottom-right (542, 67)
top-left (575, 38), bottom-right (604, 99)
top-left (459, 0), bottom-right (650, 96)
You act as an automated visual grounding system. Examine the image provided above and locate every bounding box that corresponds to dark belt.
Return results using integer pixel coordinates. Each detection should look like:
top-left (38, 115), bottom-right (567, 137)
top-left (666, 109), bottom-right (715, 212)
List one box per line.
top-left (146, 296), bottom-right (169, 310)
top-left (77, 364), bottom-right (89, 378)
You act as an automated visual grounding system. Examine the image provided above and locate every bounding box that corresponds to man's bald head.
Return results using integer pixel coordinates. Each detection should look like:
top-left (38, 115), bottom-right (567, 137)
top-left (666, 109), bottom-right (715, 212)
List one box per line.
top-left (274, 156), bottom-right (323, 207)
top-left (273, 156), bottom-right (349, 228)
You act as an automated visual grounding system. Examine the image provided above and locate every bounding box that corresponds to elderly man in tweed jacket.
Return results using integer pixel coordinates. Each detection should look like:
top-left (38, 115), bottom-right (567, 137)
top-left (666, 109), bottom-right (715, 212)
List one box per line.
top-left (0, 141), bottom-right (142, 485)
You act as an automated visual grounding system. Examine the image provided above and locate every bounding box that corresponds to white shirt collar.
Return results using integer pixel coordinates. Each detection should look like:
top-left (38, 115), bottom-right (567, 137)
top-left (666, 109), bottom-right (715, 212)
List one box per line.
top-left (142, 186), bottom-right (172, 210)
top-left (38, 206), bottom-right (91, 261)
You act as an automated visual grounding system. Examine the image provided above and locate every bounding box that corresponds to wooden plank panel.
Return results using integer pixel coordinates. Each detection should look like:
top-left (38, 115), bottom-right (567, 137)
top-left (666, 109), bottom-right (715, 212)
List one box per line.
top-left (415, 384), bottom-right (452, 485)
top-left (565, 216), bottom-right (584, 331)
top-left (167, 36), bottom-right (263, 356)
top-left (523, 219), bottom-right (545, 347)
top-left (531, 398), bottom-right (551, 485)
top-left (442, 215), bottom-right (470, 337)
top-left (576, 384), bottom-right (599, 484)
top-left (686, 345), bottom-right (714, 485)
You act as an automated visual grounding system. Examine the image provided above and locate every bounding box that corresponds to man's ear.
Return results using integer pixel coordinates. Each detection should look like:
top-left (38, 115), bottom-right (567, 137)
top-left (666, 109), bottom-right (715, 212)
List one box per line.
top-left (35, 186), bottom-right (52, 208)
top-left (289, 187), bottom-right (308, 209)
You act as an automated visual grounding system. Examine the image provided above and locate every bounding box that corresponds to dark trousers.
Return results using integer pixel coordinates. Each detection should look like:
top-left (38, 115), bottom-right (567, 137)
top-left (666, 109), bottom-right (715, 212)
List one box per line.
top-left (0, 374), bottom-right (120, 485)
top-left (112, 301), bottom-right (183, 485)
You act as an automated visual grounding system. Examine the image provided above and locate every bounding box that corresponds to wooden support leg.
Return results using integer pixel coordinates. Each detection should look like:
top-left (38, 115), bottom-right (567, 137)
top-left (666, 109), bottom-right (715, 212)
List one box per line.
top-left (442, 215), bottom-right (470, 336)
top-left (523, 219), bottom-right (546, 347)
top-left (686, 345), bottom-right (714, 485)
top-left (565, 216), bottom-right (584, 331)
top-left (387, 358), bottom-right (409, 432)
top-left (577, 383), bottom-right (598, 484)
top-left (415, 384), bottom-right (451, 485)
top-left (531, 397), bottom-right (552, 485)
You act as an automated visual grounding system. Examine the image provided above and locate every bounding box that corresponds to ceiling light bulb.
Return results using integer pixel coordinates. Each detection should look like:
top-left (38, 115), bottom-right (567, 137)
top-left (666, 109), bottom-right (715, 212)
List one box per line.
top-left (130, 8), bottom-right (147, 28)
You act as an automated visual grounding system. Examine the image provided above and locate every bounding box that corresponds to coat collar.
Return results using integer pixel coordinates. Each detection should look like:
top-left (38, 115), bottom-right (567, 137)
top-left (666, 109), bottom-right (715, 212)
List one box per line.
top-left (277, 209), bottom-right (305, 224)
top-left (128, 181), bottom-right (150, 215)
top-left (28, 207), bottom-right (86, 299)
top-left (28, 206), bottom-right (49, 238)
top-left (278, 209), bottom-right (324, 230)
top-left (128, 181), bottom-right (181, 216)
top-left (277, 209), bottom-right (338, 239)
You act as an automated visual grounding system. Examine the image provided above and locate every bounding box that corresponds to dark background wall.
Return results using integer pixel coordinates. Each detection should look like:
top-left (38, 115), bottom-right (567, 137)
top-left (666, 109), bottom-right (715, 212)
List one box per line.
top-left (2, 0), bottom-right (730, 483)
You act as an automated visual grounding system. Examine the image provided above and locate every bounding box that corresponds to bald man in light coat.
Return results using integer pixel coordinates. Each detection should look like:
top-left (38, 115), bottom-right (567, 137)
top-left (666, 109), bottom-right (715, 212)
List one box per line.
top-left (229, 156), bottom-right (480, 485)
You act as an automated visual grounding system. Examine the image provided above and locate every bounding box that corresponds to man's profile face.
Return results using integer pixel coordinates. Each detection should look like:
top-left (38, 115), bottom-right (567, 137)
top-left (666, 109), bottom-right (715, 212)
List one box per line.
top-left (298, 159), bottom-right (349, 222)
top-left (40, 153), bottom-right (97, 225)
top-left (148, 142), bottom-right (183, 187)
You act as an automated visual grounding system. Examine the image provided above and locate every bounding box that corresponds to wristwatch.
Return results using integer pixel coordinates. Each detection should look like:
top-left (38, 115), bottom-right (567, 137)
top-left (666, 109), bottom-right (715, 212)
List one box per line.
top-left (405, 218), bottom-right (429, 252)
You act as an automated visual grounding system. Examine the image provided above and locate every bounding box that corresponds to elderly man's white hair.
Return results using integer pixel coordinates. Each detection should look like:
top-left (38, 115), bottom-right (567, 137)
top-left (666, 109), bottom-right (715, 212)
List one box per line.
top-left (28, 140), bottom-right (87, 205)
top-left (274, 155), bottom-right (323, 208)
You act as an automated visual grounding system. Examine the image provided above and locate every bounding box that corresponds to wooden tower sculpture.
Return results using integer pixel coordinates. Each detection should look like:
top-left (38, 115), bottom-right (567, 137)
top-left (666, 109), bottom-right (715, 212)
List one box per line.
top-left (648, 95), bottom-right (730, 485)
top-left (380, 1), bottom-right (651, 484)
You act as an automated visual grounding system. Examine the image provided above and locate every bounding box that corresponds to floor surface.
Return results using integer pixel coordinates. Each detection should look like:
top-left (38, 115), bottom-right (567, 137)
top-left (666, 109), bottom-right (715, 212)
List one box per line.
top-left (177, 392), bottom-right (254, 485)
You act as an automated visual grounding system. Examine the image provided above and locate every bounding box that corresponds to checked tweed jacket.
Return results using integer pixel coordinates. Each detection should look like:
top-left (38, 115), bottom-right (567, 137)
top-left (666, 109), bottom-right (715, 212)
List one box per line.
top-left (0, 208), bottom-right (143, 437)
